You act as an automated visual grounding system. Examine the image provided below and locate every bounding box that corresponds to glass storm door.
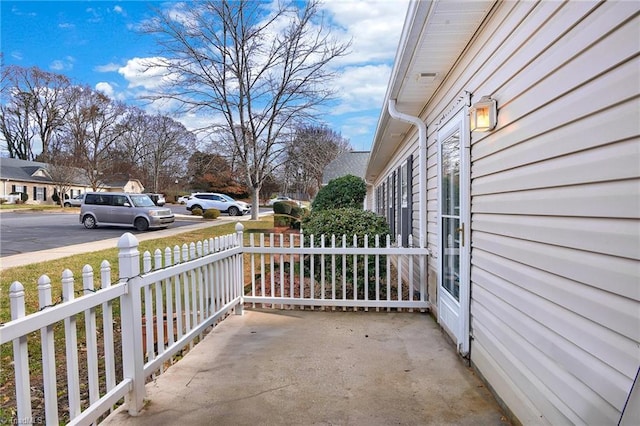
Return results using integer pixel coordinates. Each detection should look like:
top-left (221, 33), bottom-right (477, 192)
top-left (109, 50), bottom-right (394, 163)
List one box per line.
top-left (438, 110), bottom-right (470, 355)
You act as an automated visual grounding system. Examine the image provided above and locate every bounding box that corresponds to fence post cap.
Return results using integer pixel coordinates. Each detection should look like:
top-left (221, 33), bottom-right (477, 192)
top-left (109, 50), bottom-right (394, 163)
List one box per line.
top-left (235, 222), bottom-right (244, 232)
top-left (9, 281), bottom-right (24, 295)
top-left (117, 232), bottom-right (139, 249)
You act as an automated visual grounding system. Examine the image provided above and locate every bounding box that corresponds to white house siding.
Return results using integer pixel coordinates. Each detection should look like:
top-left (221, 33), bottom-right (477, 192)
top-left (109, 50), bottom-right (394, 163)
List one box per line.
top-left (369, 0), bottom-right (639, 423)
top-left (458, 1), bottom-right (639, 424)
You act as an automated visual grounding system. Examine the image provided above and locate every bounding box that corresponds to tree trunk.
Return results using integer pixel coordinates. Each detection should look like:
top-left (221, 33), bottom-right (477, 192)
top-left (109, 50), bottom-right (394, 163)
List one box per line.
top-left (251, 187), bottom-right (260, 220)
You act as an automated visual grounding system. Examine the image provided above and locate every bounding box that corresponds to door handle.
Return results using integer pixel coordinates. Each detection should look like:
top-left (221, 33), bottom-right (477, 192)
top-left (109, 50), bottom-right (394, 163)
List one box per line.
top-left (456, 223), bottom-right (465, 247)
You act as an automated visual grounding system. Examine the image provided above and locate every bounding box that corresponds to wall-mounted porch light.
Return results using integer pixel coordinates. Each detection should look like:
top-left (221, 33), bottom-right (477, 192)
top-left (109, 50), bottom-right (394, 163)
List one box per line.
top-left (469, 96), bottom-right (497, 132)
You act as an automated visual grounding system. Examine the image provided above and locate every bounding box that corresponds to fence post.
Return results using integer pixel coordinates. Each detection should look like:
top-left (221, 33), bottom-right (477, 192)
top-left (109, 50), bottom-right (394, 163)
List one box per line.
top-left (38, 275), bottom-right (59, 424)
top-left (235, 222), bottom-right (244, 315)
top-left (9, 281), bottom-right (32, 423)
top-left (118, 232), bottom-right (146, 415)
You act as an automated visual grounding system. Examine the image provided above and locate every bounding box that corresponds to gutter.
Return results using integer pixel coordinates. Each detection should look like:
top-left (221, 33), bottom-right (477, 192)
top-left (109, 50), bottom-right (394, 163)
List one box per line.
top-left (388, 99), bottom-right (427, 249)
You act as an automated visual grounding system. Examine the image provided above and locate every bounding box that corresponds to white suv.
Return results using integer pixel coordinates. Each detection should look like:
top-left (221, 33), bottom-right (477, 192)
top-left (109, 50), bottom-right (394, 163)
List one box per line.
top-left (186, 193), bottom-right (250, 216)
top-left (64, 193), bottom-right (85, 207)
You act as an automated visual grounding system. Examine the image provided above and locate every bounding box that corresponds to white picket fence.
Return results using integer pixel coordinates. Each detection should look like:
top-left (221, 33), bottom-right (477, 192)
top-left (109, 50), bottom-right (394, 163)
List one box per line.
top-left (1, 226), bottom-right (245, 426)
top-left (0, 223), bottom-right (430, 425)
top-left (244, 232), bottom-right (430, 310)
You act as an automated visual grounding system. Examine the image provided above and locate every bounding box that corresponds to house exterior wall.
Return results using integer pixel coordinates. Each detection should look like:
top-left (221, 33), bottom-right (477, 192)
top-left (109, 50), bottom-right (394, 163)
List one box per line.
top-left (464, 2), bottom-right (638, 423)
top-left (370, 1), bottom-right (639, 424)
top-left (1, 180), bottom-right (90, 205)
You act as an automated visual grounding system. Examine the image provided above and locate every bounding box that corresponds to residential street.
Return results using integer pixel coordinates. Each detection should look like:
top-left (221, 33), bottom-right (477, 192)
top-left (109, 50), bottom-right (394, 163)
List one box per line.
top-left (0, 206), bottom-right (271, 258)
top-left (0, 210), bottom-right (196, 257)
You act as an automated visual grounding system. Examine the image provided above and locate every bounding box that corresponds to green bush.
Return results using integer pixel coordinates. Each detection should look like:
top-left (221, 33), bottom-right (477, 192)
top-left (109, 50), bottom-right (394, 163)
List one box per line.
top-left (302, 208), bottom-right (390, 297)
top-left (302, 208), bottom-right (389, 244)
top-left (202, 209), bottom-right (220, 219)
top-left (191, 207), bottom-right (203, 216)
top-left (273, 201), bottom-right (293, 215)
top-left (273, 201), bottom-right (306, 228)
top-left (311, 174), bottom-right (366, 212)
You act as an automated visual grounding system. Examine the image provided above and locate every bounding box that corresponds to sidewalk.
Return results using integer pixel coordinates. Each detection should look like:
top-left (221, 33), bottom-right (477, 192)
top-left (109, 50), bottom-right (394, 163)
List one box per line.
top-left (0, 214), bottom-right (256, 270)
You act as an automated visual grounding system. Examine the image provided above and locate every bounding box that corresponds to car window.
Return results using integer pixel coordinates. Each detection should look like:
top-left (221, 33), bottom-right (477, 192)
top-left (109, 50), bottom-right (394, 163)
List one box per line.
top-left (130, 194), bottom-right (155, 207)
top-left (85, 194), bottom-right (98, 205)
top-left (94, 194), bottom-right (112, 206)
top-left (220, 194), bottom-right (234, 202)
top-left (113, 195), bottom-right (128, 206)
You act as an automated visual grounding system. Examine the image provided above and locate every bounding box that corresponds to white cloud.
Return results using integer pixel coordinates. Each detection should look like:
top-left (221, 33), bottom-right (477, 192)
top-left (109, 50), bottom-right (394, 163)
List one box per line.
top-left (340, 115), bottom-right (379, 149)
top-left (95, 82), bottom-right (115, 98)
top-left (118, 57), bottom-right (172, 90)
top-left (50, 56), bottom-right (75, 72)
top-left (330, 64), bottom-right (393, 114)
top-left (316, 0), bottom-right (408, 136)
top-left (114, 5), bottom-right (124, 15)
top-left (320, 0), bottom-right (409, 66)
top-left (95, 62), bottom-right (121, 73)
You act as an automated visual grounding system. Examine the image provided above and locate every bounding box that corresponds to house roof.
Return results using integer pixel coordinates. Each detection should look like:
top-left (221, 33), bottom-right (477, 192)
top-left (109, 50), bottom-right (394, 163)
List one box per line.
top-left (366, 0), bottom-right (495, 181)
top-left (0, 157), bottom-right (52, 184)
top-left (0, 157), bottom-right (138, 188)
top-left (322, 151), bottom-right (370, 185)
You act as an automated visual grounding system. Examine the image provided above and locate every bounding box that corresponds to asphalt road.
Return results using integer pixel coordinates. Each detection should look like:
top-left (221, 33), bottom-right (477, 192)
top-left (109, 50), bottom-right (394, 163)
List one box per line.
top-left (0, 205), bottom-right (270, 258)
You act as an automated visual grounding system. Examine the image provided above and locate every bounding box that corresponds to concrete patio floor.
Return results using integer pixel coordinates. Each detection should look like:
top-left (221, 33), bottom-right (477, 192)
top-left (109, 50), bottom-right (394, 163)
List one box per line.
top-left (102, 309), bottom-right (510, 426)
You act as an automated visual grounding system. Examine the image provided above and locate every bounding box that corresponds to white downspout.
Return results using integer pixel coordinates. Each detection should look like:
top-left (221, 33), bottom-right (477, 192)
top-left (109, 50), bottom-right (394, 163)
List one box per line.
top-left (388, 99), bottom-right (427, 249)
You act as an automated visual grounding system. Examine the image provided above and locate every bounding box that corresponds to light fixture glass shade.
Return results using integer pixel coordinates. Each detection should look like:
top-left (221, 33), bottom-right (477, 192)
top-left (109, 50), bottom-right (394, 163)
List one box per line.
top-left (469, 96), bottom-right (497, 132)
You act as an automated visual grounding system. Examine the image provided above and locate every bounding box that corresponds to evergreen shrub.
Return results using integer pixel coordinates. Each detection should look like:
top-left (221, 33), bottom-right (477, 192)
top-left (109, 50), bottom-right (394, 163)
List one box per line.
top-left (311, 174), bottom-right (366, 212)
top-left (302, 208), bottom-right (390, 297)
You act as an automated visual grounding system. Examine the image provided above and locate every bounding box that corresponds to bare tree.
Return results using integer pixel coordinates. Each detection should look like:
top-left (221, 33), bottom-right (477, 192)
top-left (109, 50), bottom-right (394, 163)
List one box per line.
top-left (141, 114), bottom-right (195, 193)
top-left (0, 65), bottom-right (72, 160)
top-left (143, 0), bottom-right (350, 218)
top-left (113, 108), bottom-right (195, 192)
top-left (282, 125), bottom-right (351, 200)
top-left (46, 156), bottom-right (81, 208)
top-left (60, 86), bottom-right (130, 190)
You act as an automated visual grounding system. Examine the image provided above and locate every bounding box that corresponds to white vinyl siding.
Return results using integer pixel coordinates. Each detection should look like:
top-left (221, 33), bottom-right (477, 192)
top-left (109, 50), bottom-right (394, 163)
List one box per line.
top-left (459, 1), bottom-right (639, 424)
top-left (374, 0), bottom-right (639, 423)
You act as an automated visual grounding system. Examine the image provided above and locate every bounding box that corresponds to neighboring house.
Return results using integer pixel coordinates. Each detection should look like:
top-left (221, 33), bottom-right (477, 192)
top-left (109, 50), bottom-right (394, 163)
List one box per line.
top-left (321, 151), bottom-right (370, 186)
top-left (365, 1), bottom-right (639, 425)
top-left (101, 178), bottom-right (145, 194)
top-left (0, 157), bottom-right (144, 204)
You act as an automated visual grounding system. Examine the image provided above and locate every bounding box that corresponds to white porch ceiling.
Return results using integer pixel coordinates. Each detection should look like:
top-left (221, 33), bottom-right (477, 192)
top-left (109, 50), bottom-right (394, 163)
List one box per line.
top-left (367, 0), bottom-right (495, 181)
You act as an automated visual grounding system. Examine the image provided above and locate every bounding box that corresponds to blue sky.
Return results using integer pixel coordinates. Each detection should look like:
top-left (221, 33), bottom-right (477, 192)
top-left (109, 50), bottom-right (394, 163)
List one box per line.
top-left (1, 0), bottom-right (409, 151)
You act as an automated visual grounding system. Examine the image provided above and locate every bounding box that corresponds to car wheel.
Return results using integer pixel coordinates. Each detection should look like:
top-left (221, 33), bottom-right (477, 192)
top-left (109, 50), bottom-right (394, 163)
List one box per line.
top-left (192, 204), bottom-right (203, 211)
top-left (83, 215), bottom-right (97, 229)
top-left (134, 218), bottom-right (149, 231)
top-left (64, 202), bottom-right (71, 207)
top-left (228, 206), bottom-right (240, 216)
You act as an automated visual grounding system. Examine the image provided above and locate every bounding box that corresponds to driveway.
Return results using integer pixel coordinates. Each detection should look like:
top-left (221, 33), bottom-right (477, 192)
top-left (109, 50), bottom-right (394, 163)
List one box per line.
top-left (102, 309), bottom-right (510, 426)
